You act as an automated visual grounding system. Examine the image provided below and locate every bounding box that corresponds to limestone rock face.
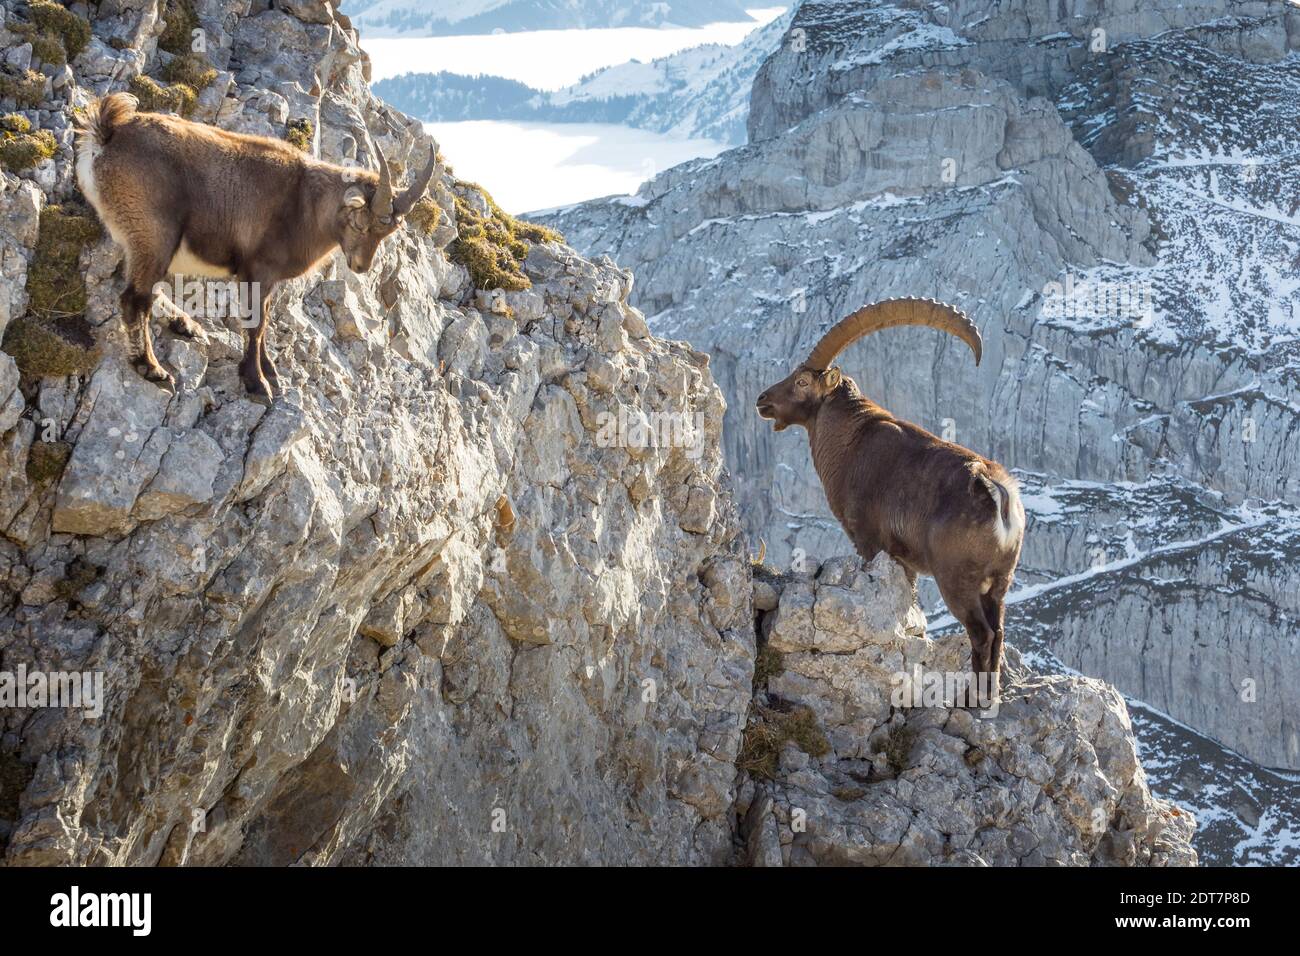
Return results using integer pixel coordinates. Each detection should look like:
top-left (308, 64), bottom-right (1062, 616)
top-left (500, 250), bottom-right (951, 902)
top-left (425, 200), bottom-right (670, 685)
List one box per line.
top-left (739, 555), bottom-right (1197, 867)
top-left (540, 0), bottom-right (1300, 860)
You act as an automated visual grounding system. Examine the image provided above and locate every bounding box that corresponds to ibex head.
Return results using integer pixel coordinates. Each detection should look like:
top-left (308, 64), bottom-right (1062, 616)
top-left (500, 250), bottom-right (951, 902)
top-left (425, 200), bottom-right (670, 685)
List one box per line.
top-left (338, 130), bottom-right (437, 273)
top-left (756, 298), bottom-right (981, 432)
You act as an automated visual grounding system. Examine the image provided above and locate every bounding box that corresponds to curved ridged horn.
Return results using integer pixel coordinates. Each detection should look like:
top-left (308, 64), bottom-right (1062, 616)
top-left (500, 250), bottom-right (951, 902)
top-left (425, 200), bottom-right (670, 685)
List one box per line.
top-left (805, 297), bottom-right (982, 370)
top-left (394, 144), bottom-right (437, 216)
top-left (365, 128), bottom-right (394, 219)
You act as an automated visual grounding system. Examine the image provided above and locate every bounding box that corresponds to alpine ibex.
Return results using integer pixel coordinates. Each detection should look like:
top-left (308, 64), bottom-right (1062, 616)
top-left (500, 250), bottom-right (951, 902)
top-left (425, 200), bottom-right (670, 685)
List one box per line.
top-left (756, 298), bottom-right (1024, 705)
top-left (75, 92), bottom-right (435, 401)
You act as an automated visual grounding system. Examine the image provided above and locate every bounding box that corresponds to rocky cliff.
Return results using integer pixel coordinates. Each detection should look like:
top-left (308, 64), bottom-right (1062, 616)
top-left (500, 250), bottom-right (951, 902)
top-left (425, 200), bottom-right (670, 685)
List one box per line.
top-left (743, 555), bottom-right (1194, 867)
top-left (0, 0), bottom-right (1194, 866)
top-left (540, 0), bottom-right (1300, 863)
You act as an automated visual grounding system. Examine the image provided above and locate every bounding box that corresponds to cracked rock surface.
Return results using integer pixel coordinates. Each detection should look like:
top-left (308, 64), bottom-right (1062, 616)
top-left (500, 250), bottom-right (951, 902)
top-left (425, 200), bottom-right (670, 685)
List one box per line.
top-left (737, 555), bottom-right (1197, 867)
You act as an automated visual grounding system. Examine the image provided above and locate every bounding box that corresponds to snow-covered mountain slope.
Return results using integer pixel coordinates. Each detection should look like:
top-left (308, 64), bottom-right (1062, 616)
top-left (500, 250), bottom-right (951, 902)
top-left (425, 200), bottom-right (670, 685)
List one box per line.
top-left (342, 0), bottom-right (756, 38)
top-left (372, 9), bottom-right (793, 143)
top-left (538, 0), bottom-right (1300, 863)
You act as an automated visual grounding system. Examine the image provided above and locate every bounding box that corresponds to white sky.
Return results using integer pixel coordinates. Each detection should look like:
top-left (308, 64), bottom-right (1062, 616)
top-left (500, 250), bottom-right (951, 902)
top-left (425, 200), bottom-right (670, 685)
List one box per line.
top-left (428, 120), bottom-right (728, 214)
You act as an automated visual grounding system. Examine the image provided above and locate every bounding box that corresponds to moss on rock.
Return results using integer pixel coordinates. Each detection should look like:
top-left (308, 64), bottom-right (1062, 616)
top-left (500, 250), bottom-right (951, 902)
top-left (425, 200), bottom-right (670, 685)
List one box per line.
top-left (129, 74), bottom-right (197, 117)
top-left (25, 204), bottom-right (101, 320)
top-left (753, 643), bottom-right (784, 687)
top-left (407, 196), bottom-right (440, 236)
top-left (448, 180), bottom-right (563, 292)
top-left (0, 114), bottom-right (32, 134)
top-left (29, 0), bottom-right (90, 59)
top-left (2, 314), bottom-right (100, 378)
top-left (26, 439), bottom-right (71, 483)
top-left (0, 69), bottom-right (47, 109)
top-left (158, 0), bottom-right (200, 56)
top-left (13, 0), bottom-right (91, 67)
top-left (0, 114), bottom-right (57, 171)
top-left (161, 52), bottom-right (217, 92)
top-left (3, 203), bottom-right (103, 378)
top-left (284, 117), bottom-right (313, 152)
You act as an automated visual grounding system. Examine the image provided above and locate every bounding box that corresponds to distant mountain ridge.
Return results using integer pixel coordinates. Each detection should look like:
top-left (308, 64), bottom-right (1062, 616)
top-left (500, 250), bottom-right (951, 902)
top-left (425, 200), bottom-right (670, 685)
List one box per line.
top-left (341, 0), bottom-right (757, 38)
top-left (372, 9), bottom-right (794, 144)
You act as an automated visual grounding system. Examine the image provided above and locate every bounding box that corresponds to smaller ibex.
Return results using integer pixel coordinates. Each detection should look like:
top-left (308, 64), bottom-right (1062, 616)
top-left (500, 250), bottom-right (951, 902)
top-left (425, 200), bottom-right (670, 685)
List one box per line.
top-left (75, 92), bottom-right (435, 401)
top-left (756, 299), bottom-right (1024, 705)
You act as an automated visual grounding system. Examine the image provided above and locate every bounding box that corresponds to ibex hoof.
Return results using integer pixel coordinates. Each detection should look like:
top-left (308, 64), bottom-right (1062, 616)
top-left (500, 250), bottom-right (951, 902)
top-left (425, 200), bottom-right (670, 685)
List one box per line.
top-left (169, 313), bottom-right (208, 343)
top-left (132, 359), bottom-right (176, 394)
top-left (242, 377), bottom-right (275, 406)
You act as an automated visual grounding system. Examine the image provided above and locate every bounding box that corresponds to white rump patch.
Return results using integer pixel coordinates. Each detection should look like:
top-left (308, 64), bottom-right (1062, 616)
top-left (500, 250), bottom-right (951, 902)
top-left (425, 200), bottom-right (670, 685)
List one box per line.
top-left (986, 473), bottom-right (1025, 551)
top-left (75, 141), bottom-right (123, 244)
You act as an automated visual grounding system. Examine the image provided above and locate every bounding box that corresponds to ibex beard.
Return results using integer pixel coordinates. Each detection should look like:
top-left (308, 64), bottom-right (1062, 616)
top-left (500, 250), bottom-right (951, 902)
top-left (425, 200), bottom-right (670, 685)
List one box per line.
top-left (756, 298), bottom-right (1025, 706)
top-left (74, 92), bottom-right (436, 403)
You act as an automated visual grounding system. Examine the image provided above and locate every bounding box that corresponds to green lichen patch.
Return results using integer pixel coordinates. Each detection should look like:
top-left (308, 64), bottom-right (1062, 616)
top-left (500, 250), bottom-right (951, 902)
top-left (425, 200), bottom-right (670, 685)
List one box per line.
top-left (26, 439), bottom-right (71, 483)
top-left (0, 69), bottom-right (47, 109)
top-left (160, 52), bottom-right (217, 92)
top-left (29, 0), bottom-right (90, 59)
top-left (753, 642), bottom-right (784, 688)
top-left (24, 204), bottom-right (101, 320)
top-left (129, 74), bottom-right (196, 117)
top-left (284, 117), bottom-right (313, 152)
top-left (407, 196), bottom-right (440, 236)
top-left (4, 203), bottom-right (103, 378)
top-left (0, 114), bottom-right (57, 171)
top-left (736, 702), bottom-right (831, 780)
top-left (2, 314), bottom-right (99, 378)
top-left (158, 0), bottom-right (200, 56)
top-left (13, 0), bottom-right (91, 67)
top-left (448, 179), bottom-right (563, 292)
top-left (0, 114), bottom-right (32, 134)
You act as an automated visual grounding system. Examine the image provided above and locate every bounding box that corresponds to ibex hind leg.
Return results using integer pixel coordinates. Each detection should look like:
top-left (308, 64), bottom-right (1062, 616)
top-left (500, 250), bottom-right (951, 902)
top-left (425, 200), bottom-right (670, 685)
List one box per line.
top-left (937, 576), bottom-right (997, 709)
top-left (979, 576), bottom-right (1012, 698)
top-left (120, 241), bottom-right (179, 392)
top-left (957, 608), bottom-right (998, 709)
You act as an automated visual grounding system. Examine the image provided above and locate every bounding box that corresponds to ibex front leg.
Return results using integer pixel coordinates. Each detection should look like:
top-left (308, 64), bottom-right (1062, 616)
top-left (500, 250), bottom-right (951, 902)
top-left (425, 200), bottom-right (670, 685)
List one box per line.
top-left (238, 271), bottom-right (279, 404)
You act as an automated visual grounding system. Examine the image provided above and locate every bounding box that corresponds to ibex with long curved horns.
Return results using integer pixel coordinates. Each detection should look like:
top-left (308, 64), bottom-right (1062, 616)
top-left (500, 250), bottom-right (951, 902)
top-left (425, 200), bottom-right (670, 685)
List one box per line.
top-left (75, 92), bottom-right (436, 401)
top-left (756, 298), bottom-right (1024, 705)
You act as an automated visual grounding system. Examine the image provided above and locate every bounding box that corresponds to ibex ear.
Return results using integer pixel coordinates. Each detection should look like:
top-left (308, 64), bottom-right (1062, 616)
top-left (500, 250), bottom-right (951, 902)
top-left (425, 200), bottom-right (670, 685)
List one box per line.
top-left (821, 367), bottom-right (842, 389)
top-left (343, 186), bottom-right (367, 209)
